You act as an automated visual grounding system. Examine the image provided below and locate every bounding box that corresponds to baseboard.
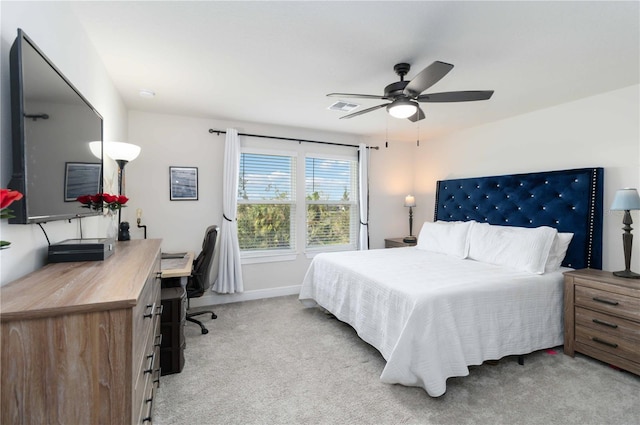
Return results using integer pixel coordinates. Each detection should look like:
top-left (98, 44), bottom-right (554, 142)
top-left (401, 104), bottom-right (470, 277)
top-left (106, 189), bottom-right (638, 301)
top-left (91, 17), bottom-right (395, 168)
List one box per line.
top-left (188, 284), bottom-right (301, 307)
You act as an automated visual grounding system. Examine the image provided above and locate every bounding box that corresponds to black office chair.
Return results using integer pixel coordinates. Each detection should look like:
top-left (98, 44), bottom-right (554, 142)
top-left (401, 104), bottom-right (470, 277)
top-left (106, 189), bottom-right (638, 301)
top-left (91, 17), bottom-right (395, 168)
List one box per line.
top-left (185, 225), bottom-right (219, 334)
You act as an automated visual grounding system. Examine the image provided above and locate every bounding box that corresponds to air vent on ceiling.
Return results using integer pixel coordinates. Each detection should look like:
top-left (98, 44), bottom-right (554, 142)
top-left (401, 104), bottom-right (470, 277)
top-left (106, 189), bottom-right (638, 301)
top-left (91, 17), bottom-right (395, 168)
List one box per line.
top-left (328, 101), bottom-right (360, 112)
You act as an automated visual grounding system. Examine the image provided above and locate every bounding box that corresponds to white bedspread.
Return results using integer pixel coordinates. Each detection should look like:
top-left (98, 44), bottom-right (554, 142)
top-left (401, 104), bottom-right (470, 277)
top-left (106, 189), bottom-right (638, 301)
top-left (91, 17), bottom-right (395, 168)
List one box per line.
top-left (299, 247), bottom-right (566, 396)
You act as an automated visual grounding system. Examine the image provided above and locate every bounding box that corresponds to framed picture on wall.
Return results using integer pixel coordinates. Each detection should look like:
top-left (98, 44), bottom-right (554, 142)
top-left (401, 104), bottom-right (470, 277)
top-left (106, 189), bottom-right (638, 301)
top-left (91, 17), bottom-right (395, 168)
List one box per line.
top-left (170, 166), bottom-right (198, 201)
top-left (64, 162), bottom-right (102, 201)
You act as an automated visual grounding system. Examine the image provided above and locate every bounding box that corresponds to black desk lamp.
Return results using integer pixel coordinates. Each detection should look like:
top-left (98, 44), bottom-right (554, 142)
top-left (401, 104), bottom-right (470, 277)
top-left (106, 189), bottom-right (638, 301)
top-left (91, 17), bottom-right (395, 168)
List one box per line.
top-left (403, 195), bottom-right (417, 243)
top-left (610, 188), bottom-right (640, 278)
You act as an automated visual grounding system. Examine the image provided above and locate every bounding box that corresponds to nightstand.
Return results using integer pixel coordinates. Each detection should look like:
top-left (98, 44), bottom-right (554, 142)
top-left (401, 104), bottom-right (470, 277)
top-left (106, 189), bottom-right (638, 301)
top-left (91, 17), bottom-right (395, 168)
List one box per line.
top-left (384, 237), bottom-right (417, 248)
top-left (563, 268), bottom-right (640, 375)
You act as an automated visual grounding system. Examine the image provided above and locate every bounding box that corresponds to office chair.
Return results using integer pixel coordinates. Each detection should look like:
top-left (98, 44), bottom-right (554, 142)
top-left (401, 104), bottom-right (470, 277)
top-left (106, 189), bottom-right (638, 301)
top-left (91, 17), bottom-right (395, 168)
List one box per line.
top-left (185, 225), bottom-right (219, 334)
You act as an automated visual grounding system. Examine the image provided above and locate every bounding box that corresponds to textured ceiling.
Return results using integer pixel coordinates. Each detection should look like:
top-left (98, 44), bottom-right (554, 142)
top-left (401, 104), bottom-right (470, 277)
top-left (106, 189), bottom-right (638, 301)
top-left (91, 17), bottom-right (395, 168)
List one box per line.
top-left (71, 1), bottom-right (640, 143)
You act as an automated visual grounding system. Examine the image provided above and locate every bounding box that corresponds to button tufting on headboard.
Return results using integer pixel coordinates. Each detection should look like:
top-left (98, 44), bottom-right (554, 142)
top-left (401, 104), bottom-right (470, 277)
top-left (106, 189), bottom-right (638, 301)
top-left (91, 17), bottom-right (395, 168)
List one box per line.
top-left (434, 168), bottom-right (604, 270)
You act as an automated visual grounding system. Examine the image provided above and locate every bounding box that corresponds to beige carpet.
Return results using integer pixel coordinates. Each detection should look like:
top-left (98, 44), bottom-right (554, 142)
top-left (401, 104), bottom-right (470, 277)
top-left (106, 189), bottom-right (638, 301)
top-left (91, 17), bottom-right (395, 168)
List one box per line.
top-left (154, 295), bottom-right (640, 425)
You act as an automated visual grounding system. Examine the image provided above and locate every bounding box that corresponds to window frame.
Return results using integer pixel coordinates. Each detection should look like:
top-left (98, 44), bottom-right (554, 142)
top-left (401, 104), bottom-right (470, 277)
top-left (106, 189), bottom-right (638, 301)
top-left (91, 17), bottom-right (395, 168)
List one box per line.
top-left (237, 147), bottom-right (297, 262)
top-left (236, 145), bottom-right (359, 264)
top-left (304, 153), bottom-right (359, 255)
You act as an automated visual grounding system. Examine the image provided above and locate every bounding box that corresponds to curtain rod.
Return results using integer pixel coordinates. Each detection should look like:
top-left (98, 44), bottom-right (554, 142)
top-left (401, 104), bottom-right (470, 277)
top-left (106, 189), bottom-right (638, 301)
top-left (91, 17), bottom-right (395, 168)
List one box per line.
top-left (208, 129), bottom-right (379, 150)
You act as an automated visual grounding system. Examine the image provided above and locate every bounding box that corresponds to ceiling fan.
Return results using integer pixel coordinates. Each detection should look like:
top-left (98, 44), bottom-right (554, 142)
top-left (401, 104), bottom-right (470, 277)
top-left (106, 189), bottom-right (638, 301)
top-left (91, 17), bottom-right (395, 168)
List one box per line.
top-left (327, 61), bottom-right (494, 122)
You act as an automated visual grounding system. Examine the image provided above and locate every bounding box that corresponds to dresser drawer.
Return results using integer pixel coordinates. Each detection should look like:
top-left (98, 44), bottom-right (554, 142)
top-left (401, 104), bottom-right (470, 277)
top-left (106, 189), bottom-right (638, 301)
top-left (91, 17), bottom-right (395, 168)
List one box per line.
top-left (574, 284), bottom-right (640, 322)
top-left (576, 306), bottom-right (640, 343)
top-left (576, 325), bottom-right (640, 364)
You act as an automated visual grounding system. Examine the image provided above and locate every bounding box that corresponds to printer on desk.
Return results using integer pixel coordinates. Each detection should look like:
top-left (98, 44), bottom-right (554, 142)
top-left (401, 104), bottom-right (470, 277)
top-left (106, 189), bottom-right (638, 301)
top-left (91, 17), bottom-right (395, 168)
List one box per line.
top-left (48, 238), bottom-right (115, 263)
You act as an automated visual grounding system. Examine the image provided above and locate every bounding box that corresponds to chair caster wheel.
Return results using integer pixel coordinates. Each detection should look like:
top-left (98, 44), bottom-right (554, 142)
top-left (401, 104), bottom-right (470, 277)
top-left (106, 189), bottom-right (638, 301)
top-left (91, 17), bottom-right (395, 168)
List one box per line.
top-left (211, 313), bottom-right (217, 319)
top-left (201, 328), bottom-right (209, 335)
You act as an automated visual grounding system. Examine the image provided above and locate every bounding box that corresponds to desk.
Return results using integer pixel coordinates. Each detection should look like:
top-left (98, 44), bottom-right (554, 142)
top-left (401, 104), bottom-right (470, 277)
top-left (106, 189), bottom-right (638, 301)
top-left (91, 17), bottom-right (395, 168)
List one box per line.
top-left (161, 251), bottom-right (194, 278)
top-left (160, 251), bottom-right (193, 376)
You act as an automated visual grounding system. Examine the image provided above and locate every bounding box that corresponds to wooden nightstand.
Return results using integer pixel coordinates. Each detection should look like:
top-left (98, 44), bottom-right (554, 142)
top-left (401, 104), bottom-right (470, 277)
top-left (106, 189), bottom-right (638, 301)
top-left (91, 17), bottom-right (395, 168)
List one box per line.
top-left (384, 237), bottom-right (417, 248)
top-left (563, 268), bottom-right (640, 375)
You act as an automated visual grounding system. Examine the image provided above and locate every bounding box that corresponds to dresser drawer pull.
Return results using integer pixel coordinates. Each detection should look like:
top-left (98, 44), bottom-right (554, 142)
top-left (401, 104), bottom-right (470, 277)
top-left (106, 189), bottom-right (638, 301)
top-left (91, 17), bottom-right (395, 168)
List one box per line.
top-left (155, 304), bottom-right (164, 316)
top-left (143, 304), bottom-right (154, 319)
top-left (592, 297), bottom-right (619, 306)
top-left (592, 318), bottom-right (618, 329)
top-left (592, 337), bottom-right (618, 349)
top-left (144, 352), bottom-right (156, 374)
top-left (154, 334), bottom-right (163, 347)
top-left (156, 271), bottom-right (163, 279)
top-left (142, 393), bottom-right (154, 423)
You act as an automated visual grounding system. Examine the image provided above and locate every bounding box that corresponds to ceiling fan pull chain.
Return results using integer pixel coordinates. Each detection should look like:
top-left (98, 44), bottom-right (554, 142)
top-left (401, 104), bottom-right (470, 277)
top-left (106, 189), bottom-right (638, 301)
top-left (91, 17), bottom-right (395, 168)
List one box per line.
top-left (417, 121), bottom-right (420, 147)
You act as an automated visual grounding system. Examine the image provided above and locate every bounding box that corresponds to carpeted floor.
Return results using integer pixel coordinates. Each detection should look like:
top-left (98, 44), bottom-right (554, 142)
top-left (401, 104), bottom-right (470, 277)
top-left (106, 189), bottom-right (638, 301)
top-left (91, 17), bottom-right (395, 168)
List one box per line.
top-left (154, 295), bottom-right (640, 425)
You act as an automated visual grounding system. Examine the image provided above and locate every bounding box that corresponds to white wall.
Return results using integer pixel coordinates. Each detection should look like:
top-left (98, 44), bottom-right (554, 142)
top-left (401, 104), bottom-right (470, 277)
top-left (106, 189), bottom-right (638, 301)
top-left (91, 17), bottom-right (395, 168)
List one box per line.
top-left (0, 2), bottom-right (128, 285)
top-left (413, 84), bottom-right (640, 273)
top-left (126, 111), bottom-right (414, 303)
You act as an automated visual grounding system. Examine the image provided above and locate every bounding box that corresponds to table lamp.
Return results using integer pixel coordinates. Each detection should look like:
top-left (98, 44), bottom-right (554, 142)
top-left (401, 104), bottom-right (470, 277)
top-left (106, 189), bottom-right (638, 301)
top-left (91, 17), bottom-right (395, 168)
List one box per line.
top-left (403, 195), bottom-right (417, 243)
top-left (610, 188), bottom-right (640, 278)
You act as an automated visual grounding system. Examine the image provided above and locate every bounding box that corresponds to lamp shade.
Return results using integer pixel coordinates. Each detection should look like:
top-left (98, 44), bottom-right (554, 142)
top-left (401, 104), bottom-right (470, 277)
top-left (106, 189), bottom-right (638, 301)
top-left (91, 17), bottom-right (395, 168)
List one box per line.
top-left (104, 141), bottom-right (141, 162)
top-left (387, 98), bottom-right (418, 119)
top-left (610, 188), bottom-right (640, 211)
top-left (404, 195), bottom-right (416, 207)
top-left (88, 141), bottom-right (102, 159)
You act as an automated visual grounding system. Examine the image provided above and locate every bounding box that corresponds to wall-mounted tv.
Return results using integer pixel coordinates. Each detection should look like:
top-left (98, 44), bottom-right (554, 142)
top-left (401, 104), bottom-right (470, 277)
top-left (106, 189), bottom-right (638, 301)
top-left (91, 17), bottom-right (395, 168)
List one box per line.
top-left (8, 29), bottom-right (104, 224)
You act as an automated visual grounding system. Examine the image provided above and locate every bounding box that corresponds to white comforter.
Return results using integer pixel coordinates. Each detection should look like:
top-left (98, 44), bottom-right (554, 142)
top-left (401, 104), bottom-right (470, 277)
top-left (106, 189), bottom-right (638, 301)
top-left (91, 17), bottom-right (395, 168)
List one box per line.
top-left (299, 247), bottom-right (566, 396)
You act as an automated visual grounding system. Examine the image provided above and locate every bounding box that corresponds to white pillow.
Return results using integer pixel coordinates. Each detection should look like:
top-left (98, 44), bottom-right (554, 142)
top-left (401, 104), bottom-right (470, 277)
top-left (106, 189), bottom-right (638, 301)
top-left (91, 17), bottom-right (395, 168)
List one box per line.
top-left (545, 232), bottom-right (574, 272)
top-left (416, 221), bottom-right (473, 259)
top-left (467, 223), bottom-right (557, 274)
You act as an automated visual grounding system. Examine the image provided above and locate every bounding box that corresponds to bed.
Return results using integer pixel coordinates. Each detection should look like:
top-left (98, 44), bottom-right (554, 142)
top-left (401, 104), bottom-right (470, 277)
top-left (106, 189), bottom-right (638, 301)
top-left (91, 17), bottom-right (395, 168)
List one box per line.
top-left (299, 167), bottom-right (604, 396)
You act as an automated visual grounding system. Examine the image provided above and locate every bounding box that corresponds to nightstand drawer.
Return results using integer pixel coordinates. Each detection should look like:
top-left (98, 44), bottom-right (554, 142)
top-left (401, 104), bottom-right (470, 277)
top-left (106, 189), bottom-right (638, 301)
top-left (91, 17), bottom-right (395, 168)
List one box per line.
top-left (576, 306), bottom-right (640, 343)
top-left (576, 325), bottom-right (640, 364)
top-left (575, 284), bottom-right (640, 321)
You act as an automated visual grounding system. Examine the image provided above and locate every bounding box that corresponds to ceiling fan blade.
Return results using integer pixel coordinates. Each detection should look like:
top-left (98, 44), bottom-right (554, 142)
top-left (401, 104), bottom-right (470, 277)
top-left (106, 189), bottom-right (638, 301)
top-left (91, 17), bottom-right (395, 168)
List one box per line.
top-left (417, 90), bottom-right (494, 103)
top-left (339, 103), bottom-right (388, 119)
top-left (403, 61), bottom-right (454, 97)
top-left (407, 107), bottom-right (425, 122)
top-left (327, 93), bottom-right (387, 100)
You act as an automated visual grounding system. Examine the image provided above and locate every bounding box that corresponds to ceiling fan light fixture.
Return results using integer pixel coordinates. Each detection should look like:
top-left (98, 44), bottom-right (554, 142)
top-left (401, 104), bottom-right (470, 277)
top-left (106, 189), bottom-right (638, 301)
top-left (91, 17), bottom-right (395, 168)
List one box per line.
top-left (387, 98), bottom-right (418, 119)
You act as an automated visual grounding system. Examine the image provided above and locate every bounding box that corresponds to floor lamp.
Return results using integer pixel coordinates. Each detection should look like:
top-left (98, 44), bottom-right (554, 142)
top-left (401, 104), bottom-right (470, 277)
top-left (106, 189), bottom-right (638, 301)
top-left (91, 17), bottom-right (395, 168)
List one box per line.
top-left (610, 188), bottom-right (640, 278)
top-left (90, 141), bottom-right (141, 240)
top-left (106, 142), bottom-right (141, 240)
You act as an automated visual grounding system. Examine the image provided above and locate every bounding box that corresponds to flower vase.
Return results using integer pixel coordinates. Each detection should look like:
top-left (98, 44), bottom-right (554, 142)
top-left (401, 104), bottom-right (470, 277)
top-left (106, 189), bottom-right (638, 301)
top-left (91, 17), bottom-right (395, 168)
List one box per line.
top-left (106, 213), bottom-right (118, 240)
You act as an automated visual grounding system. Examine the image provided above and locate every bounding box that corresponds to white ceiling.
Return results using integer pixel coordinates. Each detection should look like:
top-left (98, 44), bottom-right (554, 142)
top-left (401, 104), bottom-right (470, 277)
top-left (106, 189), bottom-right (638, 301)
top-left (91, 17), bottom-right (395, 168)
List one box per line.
top-left (70, 1), bottom-right (640, 143)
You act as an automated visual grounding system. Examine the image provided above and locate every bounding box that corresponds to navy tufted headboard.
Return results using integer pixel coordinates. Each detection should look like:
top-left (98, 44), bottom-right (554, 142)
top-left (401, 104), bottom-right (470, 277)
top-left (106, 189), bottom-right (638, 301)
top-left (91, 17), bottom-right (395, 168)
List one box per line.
top-left (434, 168), bottom-right (603, 270)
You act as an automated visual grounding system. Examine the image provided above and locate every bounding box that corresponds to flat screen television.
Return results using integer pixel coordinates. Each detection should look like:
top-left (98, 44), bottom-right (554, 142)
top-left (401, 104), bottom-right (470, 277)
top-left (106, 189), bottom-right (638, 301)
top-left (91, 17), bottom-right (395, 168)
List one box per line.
top-left (8, 29), bottom-right (104, 224)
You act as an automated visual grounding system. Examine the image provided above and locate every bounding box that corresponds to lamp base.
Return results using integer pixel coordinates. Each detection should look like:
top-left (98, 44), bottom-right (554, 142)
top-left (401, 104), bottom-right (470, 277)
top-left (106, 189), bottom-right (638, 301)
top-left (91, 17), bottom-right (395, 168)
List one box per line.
top-left (613, 270), bottom-right (640, 279)
top-left (403, 236), bottom-right (417, 243)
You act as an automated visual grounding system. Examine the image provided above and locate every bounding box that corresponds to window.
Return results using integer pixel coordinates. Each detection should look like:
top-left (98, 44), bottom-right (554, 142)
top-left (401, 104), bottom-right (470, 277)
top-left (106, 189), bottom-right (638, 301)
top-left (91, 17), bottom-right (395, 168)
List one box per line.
top-left (236, 146), bottom-right (359, 260)
top-left (237, 151), bottom-right (296, 253)
top-left (305, 156), bottom-right (358, 251)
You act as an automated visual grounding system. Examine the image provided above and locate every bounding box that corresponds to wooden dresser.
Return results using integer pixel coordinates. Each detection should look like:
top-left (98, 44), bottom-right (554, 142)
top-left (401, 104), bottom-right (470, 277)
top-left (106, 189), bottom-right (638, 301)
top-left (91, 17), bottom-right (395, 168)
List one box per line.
top-left (563, 268), bottom-right (640, 375)
top-left (1, 239), bottom-right (163, 424)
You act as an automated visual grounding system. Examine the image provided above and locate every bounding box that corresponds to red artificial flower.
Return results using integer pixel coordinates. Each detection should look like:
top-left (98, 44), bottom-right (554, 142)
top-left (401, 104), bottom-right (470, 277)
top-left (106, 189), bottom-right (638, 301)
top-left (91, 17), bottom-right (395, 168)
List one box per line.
top-left (90, 194), bottom-right (103, 204)
top-left (102, 193), bottom-right (118, 204)
top-left (76, 195), bottom-right (92, 205)
top-left (0, 189), bottom-right (23, 209)
top-left (117, 195), bottom-right (129, 205)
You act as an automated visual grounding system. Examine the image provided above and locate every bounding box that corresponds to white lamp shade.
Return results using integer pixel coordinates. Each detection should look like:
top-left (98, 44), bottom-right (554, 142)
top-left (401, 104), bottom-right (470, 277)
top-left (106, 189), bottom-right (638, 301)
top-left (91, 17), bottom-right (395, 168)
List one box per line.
top-left (404, 195), bottom-right (416, 207)
top-left (610, 188), bottom-right (640, 211)
top-left (387, 99), bottom-right (418, 119)
top-left (89, 141), bottom-right (102, 159)
top-left (104, 141), bottom-right (141, 162)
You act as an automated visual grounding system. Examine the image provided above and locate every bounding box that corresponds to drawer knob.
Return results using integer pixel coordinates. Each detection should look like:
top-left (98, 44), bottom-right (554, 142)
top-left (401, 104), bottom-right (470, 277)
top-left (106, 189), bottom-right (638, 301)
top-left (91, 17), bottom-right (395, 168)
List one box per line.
top-left (592, 318), bottom-right (618, 329)
top-left (592, 297), bottom-right (619, 306)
